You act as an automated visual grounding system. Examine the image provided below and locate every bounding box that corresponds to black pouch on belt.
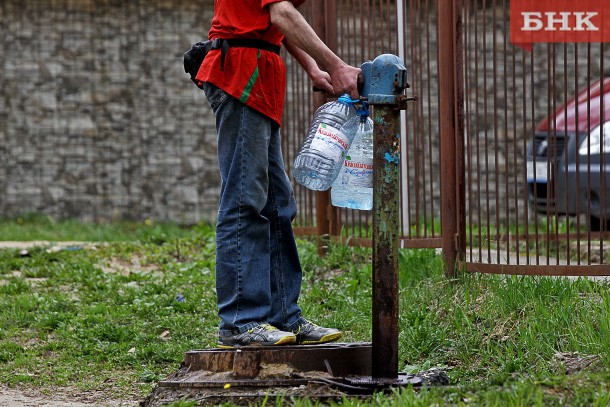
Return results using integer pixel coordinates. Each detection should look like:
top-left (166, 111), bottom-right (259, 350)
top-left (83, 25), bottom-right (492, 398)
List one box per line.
top-left (183, 40), bottom-right (213, 89)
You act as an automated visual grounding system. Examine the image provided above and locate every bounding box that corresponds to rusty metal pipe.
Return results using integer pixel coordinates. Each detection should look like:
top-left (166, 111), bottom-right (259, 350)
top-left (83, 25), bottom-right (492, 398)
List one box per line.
top-left (372, 104), bottom-right (401, 379)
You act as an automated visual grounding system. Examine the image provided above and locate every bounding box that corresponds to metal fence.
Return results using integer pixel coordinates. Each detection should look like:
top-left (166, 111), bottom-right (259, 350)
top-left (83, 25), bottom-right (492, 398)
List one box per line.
top-left (460, 0), bottom-right (610, 275)
top-left (284, 0), bottom-right (610, 275)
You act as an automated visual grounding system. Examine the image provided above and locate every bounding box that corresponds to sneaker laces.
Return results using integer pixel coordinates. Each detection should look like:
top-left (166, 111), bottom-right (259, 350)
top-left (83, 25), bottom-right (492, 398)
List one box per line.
top-left (295, 320), bottom-right (317, 334)
top-left (248, 323), bottom-right (277, 333)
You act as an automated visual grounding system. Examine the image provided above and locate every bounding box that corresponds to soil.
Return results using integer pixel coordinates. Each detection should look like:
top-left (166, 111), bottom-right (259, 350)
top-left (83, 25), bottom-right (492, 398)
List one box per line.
top-left (0, 242), bottom-right (91, 250)
top-left (0, 385), bottom-right (139, 407)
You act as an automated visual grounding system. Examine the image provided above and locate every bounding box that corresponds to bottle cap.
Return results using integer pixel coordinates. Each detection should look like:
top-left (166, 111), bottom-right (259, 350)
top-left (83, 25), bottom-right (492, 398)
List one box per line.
top-left (337, 94), bottom-right (353, 105)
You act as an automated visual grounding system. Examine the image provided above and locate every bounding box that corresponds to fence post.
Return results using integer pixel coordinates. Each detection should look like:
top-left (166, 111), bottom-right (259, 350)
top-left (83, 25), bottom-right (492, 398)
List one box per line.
top-left (437, 0), bottom-right (465, 278)
top-left (454, 0), bottom-right (466, 268)
top-left (312, 0), bottom-right (339, 252)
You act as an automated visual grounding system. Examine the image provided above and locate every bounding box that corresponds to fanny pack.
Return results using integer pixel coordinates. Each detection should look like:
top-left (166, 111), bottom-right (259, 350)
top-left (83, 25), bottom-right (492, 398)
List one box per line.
top-left (183, 38), bottom-right (282, 89)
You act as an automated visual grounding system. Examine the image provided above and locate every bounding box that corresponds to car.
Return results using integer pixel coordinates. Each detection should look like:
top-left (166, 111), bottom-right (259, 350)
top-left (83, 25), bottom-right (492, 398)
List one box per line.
top-left (526, 76), bottom-right (610, 231)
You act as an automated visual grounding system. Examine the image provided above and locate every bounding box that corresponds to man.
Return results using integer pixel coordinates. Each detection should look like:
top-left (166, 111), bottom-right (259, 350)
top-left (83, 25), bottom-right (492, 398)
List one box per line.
top-left (196, 0), bottom-right (360, 348)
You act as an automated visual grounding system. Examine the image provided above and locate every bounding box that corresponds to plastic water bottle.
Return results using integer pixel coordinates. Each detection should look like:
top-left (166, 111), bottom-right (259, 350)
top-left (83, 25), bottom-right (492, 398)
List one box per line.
top-left (331, 114), bottom-right (374, 210)
top-left (292, 95), bottom-right (357, 191)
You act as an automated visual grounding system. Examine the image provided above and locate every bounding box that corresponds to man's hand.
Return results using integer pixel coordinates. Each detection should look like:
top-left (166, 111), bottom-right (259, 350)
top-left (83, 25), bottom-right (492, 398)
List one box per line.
top-left (326, 63), bottom-right (361, 99)
top-left (309, 68), bottom-right (333, 95)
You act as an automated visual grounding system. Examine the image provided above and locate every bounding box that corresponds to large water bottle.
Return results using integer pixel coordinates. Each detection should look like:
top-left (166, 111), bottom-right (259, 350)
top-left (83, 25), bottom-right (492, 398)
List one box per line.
top-left (331, 113), bottom-right (374, 210)
top-left (292, 95), bottom-right (357, 191)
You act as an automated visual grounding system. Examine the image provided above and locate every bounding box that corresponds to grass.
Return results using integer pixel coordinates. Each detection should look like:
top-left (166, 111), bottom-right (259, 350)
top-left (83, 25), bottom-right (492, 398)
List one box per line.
top-left (0, 213), bottom-right (202, 243)
top-left (1, 216), bottom-right (610, 405)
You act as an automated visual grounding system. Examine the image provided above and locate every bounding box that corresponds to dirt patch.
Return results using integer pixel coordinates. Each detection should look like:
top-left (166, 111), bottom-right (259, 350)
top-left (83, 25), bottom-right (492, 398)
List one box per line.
top-left (0, 385), bottom-right (139, 407)
top-left (142, 383), bottom-right (345, 407)
top-left (100, 256), bottom-right (159, 277)
top-left (0, 241), bottom-right (95, 250)
top-left (552, 352), bottom-right (602, 375)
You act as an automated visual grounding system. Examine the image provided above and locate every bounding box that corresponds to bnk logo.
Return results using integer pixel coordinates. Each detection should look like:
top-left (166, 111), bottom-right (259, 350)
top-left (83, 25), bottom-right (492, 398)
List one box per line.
top-left (521, 12), bottom-right (598, 32)
top-left (510, 0), bottom-right (610, 44)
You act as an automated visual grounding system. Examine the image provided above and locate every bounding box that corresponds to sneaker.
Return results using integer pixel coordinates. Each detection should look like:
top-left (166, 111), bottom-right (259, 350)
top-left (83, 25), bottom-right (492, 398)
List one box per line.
top-left (218, 324), bottom-right (296, 348)
top-left (292, 320), bottom-right (342, 345)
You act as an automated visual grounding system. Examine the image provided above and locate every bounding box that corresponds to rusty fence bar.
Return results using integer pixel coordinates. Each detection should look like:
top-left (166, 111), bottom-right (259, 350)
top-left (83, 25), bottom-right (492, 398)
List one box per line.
top-left (437, 0), bottom-right (460, 276)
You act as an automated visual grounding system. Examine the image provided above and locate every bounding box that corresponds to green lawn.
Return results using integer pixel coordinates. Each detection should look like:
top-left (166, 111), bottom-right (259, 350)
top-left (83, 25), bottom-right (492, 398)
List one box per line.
top-left (1, 216), bottom-right (610, 405)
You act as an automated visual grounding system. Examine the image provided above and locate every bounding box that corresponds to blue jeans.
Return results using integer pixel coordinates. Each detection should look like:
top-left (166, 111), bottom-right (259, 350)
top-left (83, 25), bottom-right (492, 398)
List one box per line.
top-left (203, 83), bottom-right (306, 336)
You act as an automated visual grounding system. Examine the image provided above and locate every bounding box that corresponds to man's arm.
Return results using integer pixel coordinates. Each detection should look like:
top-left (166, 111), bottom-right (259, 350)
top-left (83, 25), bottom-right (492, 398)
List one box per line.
top-left (283, 40), bottom-right (334, 95)
top-left (269, 1), bottom-right (360, 98)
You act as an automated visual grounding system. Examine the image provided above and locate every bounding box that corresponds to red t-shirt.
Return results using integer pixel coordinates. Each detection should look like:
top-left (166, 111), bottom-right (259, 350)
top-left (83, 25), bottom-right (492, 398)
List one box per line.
top-left (196, 0), bottom-right (305, 126)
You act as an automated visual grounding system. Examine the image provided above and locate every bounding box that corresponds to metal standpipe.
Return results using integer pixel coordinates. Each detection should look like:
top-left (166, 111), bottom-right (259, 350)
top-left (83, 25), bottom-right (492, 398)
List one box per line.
top-left (360, 54), bottom-right (411, 381)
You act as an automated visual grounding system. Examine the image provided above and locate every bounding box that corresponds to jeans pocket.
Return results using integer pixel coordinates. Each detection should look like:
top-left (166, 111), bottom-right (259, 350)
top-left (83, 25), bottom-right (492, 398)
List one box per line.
top-left (203, 83), bottom-right (229, 113)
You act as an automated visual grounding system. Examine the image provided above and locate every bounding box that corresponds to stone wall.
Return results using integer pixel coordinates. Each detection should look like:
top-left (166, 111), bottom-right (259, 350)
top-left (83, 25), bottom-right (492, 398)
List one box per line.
top-left (0, 0), bottom-right (218, 223)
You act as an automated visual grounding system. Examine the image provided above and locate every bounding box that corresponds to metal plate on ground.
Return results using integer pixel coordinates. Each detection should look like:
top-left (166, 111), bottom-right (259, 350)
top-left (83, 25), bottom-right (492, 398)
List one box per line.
top-left (345, 374), bottom-right (422, 387)
top-left (181, 342), bottom-right (372, 379)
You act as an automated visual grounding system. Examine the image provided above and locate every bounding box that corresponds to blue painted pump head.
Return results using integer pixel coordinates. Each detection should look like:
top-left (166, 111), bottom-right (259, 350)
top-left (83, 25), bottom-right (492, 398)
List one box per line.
top-left (359, 54), bottom-right (408, 105)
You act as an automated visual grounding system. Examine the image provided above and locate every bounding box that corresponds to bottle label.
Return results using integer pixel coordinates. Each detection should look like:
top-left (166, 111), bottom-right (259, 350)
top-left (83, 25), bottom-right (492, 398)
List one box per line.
top-left (310, 123), bottom-right (350, 162)
top-left (338, 155), bottom-right (373, 187)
